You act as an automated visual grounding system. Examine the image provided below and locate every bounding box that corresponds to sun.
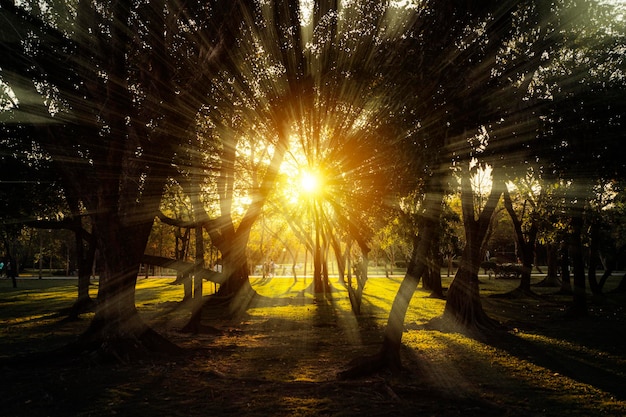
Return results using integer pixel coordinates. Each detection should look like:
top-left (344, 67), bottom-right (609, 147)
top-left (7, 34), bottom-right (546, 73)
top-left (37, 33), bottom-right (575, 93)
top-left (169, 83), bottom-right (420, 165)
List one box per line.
top-left (300, 171), bottom-right (320, 194)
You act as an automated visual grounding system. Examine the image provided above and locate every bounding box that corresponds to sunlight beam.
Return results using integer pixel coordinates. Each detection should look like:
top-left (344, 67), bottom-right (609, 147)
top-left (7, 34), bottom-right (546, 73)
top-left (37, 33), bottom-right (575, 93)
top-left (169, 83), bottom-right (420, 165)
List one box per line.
top-left (300, 171), bottom-right (320, 194)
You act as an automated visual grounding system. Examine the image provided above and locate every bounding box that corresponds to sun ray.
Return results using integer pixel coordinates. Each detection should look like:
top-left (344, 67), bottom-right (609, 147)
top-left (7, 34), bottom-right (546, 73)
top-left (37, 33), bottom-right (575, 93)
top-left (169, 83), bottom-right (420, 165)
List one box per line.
top-left (299, 170), bottom-right (320, 194)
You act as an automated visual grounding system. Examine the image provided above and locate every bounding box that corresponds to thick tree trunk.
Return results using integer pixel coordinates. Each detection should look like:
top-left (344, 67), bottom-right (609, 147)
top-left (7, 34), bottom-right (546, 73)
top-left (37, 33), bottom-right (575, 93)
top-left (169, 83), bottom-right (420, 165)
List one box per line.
top-left (444, 248), bottom-right (494, 329)
top-left (216, 253), bottom-right (256, 317)
top-left (76, 211), bottom-right (179, 360)
top-left (215, 237), bottom-right (254, 301)
top-left (443, 173), bottom-right (503, 330)
top-left (518, 249), bottom-right (534, 292)
top-left (535, 242), bottom-right (560, 287)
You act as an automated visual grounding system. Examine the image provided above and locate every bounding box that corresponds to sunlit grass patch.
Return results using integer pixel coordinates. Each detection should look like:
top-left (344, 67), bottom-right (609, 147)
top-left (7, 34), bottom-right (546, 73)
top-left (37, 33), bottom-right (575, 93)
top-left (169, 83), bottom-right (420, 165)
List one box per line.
top-left (251, 276), bottom-right (314, 298)
top-left (402, 322), bottom-right (626, 415)
top-left (1, 272), bottom-right (625, 416)
top-left (0, 279), bottom-right (97, 320)
top-left (135, 277), bottom-right (184, 306)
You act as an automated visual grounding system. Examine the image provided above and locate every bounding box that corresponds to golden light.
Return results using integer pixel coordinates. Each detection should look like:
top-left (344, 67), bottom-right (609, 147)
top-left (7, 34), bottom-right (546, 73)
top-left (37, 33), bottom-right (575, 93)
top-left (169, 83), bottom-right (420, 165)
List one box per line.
top-left (300, 171), bottom-right (320, 194)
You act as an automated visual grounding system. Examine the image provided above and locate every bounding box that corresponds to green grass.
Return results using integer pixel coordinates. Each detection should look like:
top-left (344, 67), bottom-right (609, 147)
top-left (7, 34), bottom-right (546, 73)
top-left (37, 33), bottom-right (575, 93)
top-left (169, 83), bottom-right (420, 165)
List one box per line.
top-left (1, 274), bottom-right (625, 416)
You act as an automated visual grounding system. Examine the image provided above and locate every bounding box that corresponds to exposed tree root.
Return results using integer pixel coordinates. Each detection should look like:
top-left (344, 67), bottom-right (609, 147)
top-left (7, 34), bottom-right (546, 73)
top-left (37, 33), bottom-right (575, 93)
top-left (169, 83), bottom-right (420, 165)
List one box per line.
top-left (180, 320), bottom-right (223, 335)
top-left (337, 346), bottom-right (403, 380)
top-left (427, 291), bottom-right (445, 300)
top-left (63, 315), bottom-right (183, 364)
top-left (63, 297), bottom-right (97, 321)
top-left (533, 276), bottom-right (561, 287)
top-left (432, 310), bottom-right (507, 340)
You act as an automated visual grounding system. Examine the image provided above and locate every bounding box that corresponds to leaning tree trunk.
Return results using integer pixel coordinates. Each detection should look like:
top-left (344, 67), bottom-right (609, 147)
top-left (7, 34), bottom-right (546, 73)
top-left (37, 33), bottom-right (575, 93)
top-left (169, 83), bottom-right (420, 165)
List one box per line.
top-left (502, 187), bottom-right (538, 294)
top-left (338, 182), bottom-right (444, 379)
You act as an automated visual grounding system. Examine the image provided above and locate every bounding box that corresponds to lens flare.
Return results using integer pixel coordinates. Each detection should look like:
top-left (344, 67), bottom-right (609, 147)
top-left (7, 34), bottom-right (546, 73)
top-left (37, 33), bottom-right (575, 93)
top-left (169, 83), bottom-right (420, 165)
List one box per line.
top-left (300, 171), bottom-right (320, 194)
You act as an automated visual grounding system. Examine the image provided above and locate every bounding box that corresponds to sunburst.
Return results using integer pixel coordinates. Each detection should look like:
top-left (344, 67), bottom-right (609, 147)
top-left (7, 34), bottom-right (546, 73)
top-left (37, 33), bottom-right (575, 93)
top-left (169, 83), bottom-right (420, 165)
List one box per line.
top-left (299, 170), bottom-right (321, 195)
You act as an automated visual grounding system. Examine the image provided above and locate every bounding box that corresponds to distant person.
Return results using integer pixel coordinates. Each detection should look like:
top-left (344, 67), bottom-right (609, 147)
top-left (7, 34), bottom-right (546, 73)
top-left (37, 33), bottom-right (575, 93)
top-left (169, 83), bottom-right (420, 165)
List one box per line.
top-left (7, 260), bottom-right (17, 288)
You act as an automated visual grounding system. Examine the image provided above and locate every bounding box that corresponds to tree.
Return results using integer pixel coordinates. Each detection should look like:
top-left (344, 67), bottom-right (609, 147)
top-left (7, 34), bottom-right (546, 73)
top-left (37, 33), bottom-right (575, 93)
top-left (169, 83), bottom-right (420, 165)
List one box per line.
top-left (443, 166), bottom-right (505, 330)
top-left (340, 0), bottom-right (605, 375)
top-left (1, 0), bottom-right (249, 357)
top-left (501, 172), bottom-right (543, 295)
top-left (339, 173), bottom-right (446, 377)
top-left (535, 1), bottom-right (626, 315)
top-left (0, 137), bottom-right (65, 287)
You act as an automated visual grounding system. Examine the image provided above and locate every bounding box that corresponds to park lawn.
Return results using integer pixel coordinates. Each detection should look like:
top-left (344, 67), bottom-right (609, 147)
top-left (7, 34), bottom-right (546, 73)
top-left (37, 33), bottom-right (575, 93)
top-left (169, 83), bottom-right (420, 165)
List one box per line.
top-left (0, 273), bottom-right (625, 416)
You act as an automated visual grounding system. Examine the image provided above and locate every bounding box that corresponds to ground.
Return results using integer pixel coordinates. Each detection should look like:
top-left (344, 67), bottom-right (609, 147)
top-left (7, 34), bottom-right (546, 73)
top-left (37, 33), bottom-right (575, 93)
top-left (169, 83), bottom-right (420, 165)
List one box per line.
top-left (0, 273), bottom-right (625, 416)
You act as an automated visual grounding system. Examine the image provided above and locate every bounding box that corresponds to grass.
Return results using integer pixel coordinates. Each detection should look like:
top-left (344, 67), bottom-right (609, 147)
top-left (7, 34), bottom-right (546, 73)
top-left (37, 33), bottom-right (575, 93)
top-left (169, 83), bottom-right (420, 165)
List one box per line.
top-left (1, 273), bottom-right (625, 416)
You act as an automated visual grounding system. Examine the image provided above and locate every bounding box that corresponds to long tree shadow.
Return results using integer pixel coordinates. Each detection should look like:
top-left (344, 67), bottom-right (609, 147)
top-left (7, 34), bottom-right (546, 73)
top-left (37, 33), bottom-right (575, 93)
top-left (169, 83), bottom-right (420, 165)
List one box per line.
top-left (421, 293), bottom-right (626, 401)
top-left (482, 324), bottom-right (626, 401)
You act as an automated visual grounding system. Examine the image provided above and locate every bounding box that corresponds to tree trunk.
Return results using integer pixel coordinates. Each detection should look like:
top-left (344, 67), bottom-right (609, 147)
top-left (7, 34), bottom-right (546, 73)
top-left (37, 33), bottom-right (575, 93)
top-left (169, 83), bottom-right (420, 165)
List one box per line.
top-left (443, 172), bottom-right (503, 330)
top-left (422, 227), bottom-right (444, 298)
top-left (68, 226), bottom-right (96, 319)
top-left (76, 211), bottom-right (179, 360)
top-left (330, 234), bottom-right (346, 285)
top-left (193, 225), bottom-right (205, 301)
top-left (568, 213), bottom-right (587, 317)
top-left (502, 187), bottom-right (537, 294)
top-left (587, 221), bottom-right (601, 295)
top-left (339, 182), bottom-right (443, 379)
top-left (535, 242), bottom-right (560, 287)
top-left (182, 226), bottom-right (256, 333)
top-left (313, 204), bottom-right (325, 296)
top-left (614, 273), bottom-right (626, 293)
top-left (559, 241), bottom-right (572, 293)
top-left (444, 247), bottom-right (494, 328)
top-left (598, 245), bottom-right (626, 291)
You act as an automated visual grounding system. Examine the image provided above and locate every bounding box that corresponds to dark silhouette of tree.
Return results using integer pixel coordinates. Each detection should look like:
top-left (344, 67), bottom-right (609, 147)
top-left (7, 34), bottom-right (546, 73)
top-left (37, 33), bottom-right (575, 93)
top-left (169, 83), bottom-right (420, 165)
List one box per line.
top-left (1, 0), bottom-right (251, 358)
top-left (339, 0), bottom-right (622, 376)
top-left (501, 176), bottom-right (542, 296)
top-left (0, 138), bottom-right (65, 287)
top-left (533, 1), bottom-right (626, 315)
